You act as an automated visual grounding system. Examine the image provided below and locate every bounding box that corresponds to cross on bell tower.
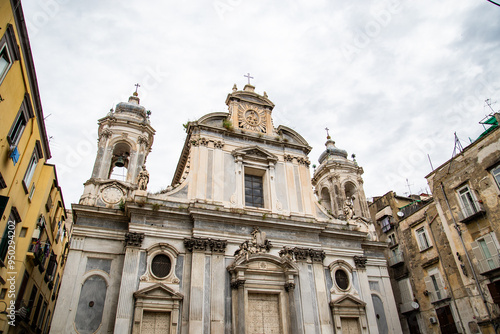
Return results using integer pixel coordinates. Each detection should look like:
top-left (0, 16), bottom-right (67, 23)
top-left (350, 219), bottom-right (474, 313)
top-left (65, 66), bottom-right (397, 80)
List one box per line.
top-left (244, 73), bottom-right (254, 85)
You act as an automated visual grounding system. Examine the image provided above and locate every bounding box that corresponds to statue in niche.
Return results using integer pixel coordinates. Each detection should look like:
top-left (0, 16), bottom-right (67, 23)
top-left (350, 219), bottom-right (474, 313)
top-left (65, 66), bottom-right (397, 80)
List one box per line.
top-left (137, 165), bottom-right (149, 190)
top-left (343, 196), bottom-right (355, 220)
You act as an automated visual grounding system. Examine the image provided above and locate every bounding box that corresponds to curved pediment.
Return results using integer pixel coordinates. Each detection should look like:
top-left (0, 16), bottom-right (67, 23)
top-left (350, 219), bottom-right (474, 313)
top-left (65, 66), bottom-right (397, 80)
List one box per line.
top-left (277, 125), bottom-right (311, 149)
top-left (228, 253), bottom-right (299, 274)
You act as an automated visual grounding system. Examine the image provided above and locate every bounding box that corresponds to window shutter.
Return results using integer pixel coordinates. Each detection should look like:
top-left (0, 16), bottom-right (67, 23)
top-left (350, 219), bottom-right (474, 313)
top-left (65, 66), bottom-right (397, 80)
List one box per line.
top-left (398, 279), bottom-right (411, 304)
top-left (484, 234), bottom-right (500, 270)
top-left (424, 276), bottom-right (435, 302)
top-left (471, 240), bottom-right (489, 273)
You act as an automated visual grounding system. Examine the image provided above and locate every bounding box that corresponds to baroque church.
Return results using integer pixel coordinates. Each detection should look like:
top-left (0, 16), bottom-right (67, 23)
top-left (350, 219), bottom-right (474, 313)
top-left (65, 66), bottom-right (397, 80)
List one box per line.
top-left (51, 83), bottom-right (402, 333)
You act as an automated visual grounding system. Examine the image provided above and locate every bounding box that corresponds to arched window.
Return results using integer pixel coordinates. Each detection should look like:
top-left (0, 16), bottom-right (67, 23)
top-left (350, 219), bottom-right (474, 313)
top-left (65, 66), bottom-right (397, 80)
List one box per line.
top-left (320, 188), bottom-right (332, 212)
top-left (109, 142), bottom-right (130, 181)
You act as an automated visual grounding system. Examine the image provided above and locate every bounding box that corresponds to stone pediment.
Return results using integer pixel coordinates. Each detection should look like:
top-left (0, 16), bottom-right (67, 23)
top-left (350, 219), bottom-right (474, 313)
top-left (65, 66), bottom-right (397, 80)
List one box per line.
top-left (231, 146), bottom-right (278, 163)
top-left (330, 294), bottom-right (366, 308)
top-left (134, 283), bottom-right (183, 300)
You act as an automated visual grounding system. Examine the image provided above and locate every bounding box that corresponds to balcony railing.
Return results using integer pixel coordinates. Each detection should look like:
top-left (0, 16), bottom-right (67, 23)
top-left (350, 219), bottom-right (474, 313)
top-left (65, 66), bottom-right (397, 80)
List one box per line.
top-left (458, 201), bottom-right (486, 223)
top-left (388, 251), bottom-right (404, 267)
top-left (428, 287), bottom-right (449, 303)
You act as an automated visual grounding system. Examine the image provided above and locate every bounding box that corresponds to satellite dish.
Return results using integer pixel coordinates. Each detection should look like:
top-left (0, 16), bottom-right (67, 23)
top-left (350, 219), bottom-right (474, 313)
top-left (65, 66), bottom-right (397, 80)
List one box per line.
top-left (397, 211), bottom-right (404, 218)
top-left (411, 302), bottom-right (420, 309)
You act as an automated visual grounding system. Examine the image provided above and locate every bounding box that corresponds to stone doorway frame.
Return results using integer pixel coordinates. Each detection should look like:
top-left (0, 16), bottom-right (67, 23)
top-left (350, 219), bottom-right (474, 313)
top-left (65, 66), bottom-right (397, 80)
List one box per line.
top-left (329, 294), bottom-right (369, 334)
top-left (132, 283), bottom-right (183, 334)
top-left (227, 253), bottom-right (299, 334)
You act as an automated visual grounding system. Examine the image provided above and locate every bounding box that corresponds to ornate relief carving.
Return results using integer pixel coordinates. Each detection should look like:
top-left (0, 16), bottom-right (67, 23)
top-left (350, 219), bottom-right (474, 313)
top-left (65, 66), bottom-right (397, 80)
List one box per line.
top-left (184, 237), bottom-right (208, 252)
top-left (138, 135), bottom-right (149, 146)
top-left (284, 282), bottom-right (296, 291)
top-left (284, 154), bottom-right (294, 162)
top-left (125, 232), bottom-right (144, 247)
top-left (230, 279), bottom-right (246, 289)
top-left (213, 140), bottom-right (224, 149)
top-left (208, 239), bottom-right (228, 253)
top-left (279, 246), bottom-right (326, 263)
top-left (353, 255), bottom-right (367, 269)
top-left (237, 105), bottom-right (266, 133)
top-left (184, 237), bottom-right (227, 253)
top-left (309, 249), bottom-right (326, 263)
top-left (234, 227), bottom-right (272, 261)
top-left (98, 128), bottom-right (113, 143)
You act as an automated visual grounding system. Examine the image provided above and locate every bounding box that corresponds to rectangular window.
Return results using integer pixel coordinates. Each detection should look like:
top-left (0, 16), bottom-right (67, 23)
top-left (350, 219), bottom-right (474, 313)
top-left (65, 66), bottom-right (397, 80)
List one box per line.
top-left (416, 227), bottom-right (431, 251)
top-left (245, 173), bottom-right (264, 208)
top-left (23, 152), bottom-right (38, 190)
top-left (7, 95), bottom-right (34, 150)
top-left (0, 24), bottom-right (19, 85)
top-left (458, 185), bottom-right (478, 217)
top-left (424, 270), bottom-right (447, 302)
top-left (492, 165), bottom-right (500, 190)
top-left (471, 232), bottom-right (500, 273)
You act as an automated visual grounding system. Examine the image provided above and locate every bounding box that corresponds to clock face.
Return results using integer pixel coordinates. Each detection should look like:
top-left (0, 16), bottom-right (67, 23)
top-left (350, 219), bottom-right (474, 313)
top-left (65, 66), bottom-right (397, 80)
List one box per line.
top-left (238, 105), bottom-right (266, 133)
top-left (101, 186), bottom-right (123, 204)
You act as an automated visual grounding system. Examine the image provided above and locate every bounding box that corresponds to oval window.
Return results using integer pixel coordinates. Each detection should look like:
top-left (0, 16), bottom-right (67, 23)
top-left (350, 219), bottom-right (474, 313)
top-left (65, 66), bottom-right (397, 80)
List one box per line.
top-left (151, 254), bottom-right (172, 278)
top-left (335, 269), bottom-right (349, 290)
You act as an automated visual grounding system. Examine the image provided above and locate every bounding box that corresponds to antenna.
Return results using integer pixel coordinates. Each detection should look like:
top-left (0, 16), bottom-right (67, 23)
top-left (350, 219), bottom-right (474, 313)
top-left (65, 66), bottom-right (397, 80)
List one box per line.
top-left (406, 178), bottom-right (413, 196)
top-left (427, 154), bottom-right (434, 171)
top-left (447, 132), bottom-right (464, 173)
top-left (485, 98), bottom-right (496, 113)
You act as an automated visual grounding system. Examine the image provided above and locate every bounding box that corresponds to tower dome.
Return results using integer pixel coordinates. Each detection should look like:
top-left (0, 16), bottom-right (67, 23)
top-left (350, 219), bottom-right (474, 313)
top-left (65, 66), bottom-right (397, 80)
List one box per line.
top-left (318, 137), bottom-right (348, 163)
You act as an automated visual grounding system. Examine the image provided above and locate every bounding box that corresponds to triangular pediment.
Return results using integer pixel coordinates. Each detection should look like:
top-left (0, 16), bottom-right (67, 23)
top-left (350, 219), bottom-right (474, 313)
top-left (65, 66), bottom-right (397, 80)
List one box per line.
top-left (232, 146), bottom-right (278, 162)
top-left (134, 283), bottom-right (183, 300)
top-left (330, 294), bottom-right (366, 308)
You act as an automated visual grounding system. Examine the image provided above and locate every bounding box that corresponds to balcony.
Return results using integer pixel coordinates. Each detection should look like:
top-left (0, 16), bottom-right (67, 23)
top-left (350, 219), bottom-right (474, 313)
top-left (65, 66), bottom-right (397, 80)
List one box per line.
top-left (427, 287), bottom-right (450, 303)
top-left (458, 201), bottom-right (486, 224)
top-left (388, 251), bottom-right (404, 267)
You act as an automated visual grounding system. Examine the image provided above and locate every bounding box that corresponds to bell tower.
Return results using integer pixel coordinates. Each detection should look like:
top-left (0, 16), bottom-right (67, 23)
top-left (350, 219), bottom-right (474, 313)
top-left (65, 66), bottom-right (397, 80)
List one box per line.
top-left (312, 130), bottom-right (370, 220)
top-left (79, 89), bottom-right (155, 208)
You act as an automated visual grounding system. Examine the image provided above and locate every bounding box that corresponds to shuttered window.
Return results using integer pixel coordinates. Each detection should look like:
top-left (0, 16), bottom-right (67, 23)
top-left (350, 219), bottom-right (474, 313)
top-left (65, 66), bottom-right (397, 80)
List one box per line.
top-left (424, 270), bottom-right (448, 303)
top-left (471, 233), bottom-right (500, 273)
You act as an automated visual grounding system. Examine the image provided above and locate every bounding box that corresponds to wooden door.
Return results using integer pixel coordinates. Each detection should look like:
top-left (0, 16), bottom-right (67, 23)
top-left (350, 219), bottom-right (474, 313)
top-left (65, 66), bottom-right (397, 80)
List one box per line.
top-left (247, 293), bottom-right (282, 334)
top-left (436, 305), bottom-right (458, 334)
top-left (340, 318), bottom-right (361, 334)
top-left (142, 311), bottom-right (171, 334)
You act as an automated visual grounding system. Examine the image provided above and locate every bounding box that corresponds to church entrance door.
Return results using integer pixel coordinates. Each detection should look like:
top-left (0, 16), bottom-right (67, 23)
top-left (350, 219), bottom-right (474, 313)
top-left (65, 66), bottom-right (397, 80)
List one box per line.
top-left (247, 293), bottom-right (282, 334)
top-left (142, 311), bottom-right (171, 334)
top-left (340, 317), bottom-right (361, 334)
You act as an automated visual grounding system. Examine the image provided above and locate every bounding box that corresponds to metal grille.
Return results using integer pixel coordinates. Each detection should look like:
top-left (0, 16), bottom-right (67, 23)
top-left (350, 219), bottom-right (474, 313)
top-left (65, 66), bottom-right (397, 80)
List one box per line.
top-left (151, 254), bottom-right (172, 278)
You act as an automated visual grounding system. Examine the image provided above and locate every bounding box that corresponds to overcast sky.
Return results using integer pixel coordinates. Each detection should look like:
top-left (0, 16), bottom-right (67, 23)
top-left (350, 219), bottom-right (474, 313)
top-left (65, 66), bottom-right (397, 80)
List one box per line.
top-left (21, 0), bottom-right (500, 205)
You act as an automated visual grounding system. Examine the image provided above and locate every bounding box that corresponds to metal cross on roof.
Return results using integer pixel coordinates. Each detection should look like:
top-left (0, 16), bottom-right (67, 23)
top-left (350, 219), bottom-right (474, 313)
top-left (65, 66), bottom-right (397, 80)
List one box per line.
top-left (244, 73), bottom-right (254, 85)
top-left (134, 83), bottom-right (141, 94)
top-left (325, 127), bottom-right (330, 138)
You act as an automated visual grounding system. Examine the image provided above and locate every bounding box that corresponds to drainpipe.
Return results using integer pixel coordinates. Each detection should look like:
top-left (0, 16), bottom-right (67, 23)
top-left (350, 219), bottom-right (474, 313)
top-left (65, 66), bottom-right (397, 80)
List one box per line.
top-left (439, 183), bottom-right (497, 333)
top-left (426, 212), bottom-right (467, 333)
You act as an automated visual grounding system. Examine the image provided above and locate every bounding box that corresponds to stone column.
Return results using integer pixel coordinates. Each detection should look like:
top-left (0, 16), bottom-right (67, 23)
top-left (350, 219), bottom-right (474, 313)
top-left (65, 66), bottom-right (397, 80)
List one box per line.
top-left (232, 279), bottom-right (246, 334)
top-left (311, 251), bottom-right (333, 334)
top-left (285, 281), bottom-right (300, 334)
top-left (114, 232), bottom-right (144, 333)
top-left (234, 155), bottom-right (243, 208)
top-left (185, 238), bottom-right (209, 334)
top-left (209, 239), bottom-right (227, 334)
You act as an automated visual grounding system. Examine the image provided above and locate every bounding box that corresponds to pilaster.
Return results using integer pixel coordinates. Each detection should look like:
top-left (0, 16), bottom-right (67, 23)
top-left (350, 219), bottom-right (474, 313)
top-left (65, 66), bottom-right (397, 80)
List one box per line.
top-left (354, 257), bottom-right (379, 334)
top-left (114, 232), bottom-right (144, 333)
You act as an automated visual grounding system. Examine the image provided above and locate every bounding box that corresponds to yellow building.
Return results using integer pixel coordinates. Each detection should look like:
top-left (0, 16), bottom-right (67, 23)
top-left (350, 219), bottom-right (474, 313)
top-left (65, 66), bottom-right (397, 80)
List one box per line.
top-left (0, 0), bottom-right (69, 333)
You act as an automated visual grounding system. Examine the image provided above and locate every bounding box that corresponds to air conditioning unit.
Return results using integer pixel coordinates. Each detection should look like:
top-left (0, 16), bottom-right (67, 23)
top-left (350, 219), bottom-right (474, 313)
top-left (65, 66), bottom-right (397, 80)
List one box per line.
top-left (429, 317), bottom-right (438, 324)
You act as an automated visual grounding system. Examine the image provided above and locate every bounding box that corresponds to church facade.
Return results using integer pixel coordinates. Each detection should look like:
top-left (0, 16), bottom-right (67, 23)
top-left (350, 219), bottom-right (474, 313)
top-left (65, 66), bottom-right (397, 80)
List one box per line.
top-left (51, 84), bottom-right (402, 333)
